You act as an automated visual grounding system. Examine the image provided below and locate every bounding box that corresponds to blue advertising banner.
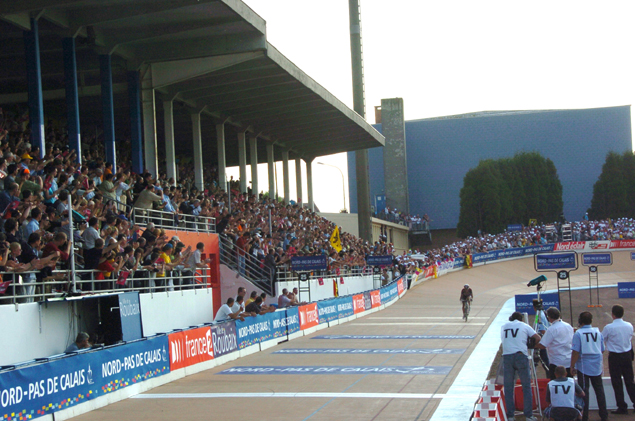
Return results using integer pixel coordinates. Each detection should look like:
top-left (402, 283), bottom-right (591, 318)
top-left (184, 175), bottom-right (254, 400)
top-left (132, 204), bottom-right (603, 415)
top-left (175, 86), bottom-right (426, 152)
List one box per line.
top-left (631, 252), bottom-right (635, 261)
top-left (335, 296), bottom-right (354, 319)
top-left (582, 253), bottom-right (612, 266)
top-left (235, 315), bottom-right (273, 349)
top-left (0, 335), bottom-right (169, 421)
top-left (317, 299), bottom-right (339, 324)
top-left (291, 255), bottom-right (327, 271)
top-left (617, 282), bottom-right (635, 298)
top-left (217, 365), bottom-right (452, 375)
top-left (525, 244), bottom-right (556, 254)
top-left (285, 307), bottom-right (301, 335)
top-left (366, 255), bottom-right (393, 266)
top-left (536, 253), bottom-right (577, 270)
top-left (453, 257), bottom-right (465, 269)
top-left (210, 321), bottom-right (238, 358)
top-left (118, 292), bottom-right (143, 342)
top-left (515, 292), bottom-right (560, 315)
top-left (507, 224), bottom-right (523, 231)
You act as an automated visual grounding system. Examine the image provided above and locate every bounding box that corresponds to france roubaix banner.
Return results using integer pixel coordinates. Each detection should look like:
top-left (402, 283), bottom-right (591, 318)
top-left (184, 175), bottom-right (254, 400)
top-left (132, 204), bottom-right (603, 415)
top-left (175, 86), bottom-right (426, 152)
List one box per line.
top-left (168, 326), bottom-right (214, 371)
top-left (0, 335), bottom-right (169, 421)
top-left (210, 321), bottom-right (238, 358)
top-left (515, 292), bottom-right (560, 315)
top-left (617, 282), bottom-right (635, 299)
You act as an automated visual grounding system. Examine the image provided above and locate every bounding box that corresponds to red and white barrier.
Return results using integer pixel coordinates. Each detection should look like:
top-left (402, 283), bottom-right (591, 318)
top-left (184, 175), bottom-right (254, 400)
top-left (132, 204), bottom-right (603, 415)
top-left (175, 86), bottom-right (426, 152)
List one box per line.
top-left (472, 380), bottom-right (507, 421)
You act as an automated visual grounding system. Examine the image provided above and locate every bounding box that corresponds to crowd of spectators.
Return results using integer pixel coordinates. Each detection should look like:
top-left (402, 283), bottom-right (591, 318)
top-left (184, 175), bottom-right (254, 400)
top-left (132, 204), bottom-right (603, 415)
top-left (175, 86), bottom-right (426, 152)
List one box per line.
top-left (4, 107), bottom-right (635, 303)
top-left (375, 206), bottom-right (429, 231)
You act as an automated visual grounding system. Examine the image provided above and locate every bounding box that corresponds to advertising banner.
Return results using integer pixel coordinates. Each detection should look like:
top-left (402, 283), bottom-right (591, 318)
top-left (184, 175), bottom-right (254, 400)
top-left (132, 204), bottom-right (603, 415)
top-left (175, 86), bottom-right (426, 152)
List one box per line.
top-left (335, 296), bottom-right (354, 319)
top-left (211, 321), bottom-right (238, 358)
top-left (366, 255), bottom-right (393, 266)
top-left (352, 294), bottom-right (365, 314)
top-left (536, 253), bottom-right (577, 270)
top-left (363, 291), bottom-right (372, 310)
top-left (291, 255), bottom-right (327, 271)
top-left (298, 303), bottom-right (318, 330)
top-left (370, 290), bottom-right (381, 308)
top-left (218, 365), bottom-right (452, 375)
top-left (507, 224), bottom-right (523, 231)
top-left (435, 260), bottom-right (455, 277)
top-left (168, 326), bottom-right (213, 371)
top-left (453, 257), bottom-right (465, 269)
top-left (235, 315), bottom-right (273, 349)
top-left (317, 299), bottom-right (339, 324)
top-left (515, 292), bottom-right (560, 315)
top-left (617, 282), bottom-right (635, 299)
top-left (525, 244), bottom-right (555, 254)
top-left (387, 282), bottom-right (399, 301)
top-left (285, 307), bottom-right (301, 335)
top-left (397, 278), bottom-right (405, 295)
top-left (610, 240), bottom-right (635, 249)
top-left (0, 335), bottom-right (169, 421)
top-left (554, 241), bottom-right (610, 252)
top-left (118, 292), bottom-right (143, 342)
top-left (582, 253), bottom-right (612, 266)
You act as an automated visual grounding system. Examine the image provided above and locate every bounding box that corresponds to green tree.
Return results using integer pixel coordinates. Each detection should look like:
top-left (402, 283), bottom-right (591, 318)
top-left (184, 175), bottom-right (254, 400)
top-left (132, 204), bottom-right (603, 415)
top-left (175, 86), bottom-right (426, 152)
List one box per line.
top-left (589, 151), bottom-right (635, 219)
top-left (457, 152), bottom-right (563, 238)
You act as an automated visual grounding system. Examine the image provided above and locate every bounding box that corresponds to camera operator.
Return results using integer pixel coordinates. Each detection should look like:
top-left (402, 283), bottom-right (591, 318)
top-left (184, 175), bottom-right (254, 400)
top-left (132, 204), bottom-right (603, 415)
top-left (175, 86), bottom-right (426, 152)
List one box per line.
top-left (501, 311), bottom-right (541, 421)
top-left (536, 307), bottom-right (574, 379)
top-left (570, 311), bottom-right (608, 421)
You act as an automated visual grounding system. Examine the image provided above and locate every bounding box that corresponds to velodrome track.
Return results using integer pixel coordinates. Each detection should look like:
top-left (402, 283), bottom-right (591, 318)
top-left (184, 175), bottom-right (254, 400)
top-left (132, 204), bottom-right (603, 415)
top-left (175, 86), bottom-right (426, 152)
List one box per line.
top-left (69, 252), bottom-right (635, 421)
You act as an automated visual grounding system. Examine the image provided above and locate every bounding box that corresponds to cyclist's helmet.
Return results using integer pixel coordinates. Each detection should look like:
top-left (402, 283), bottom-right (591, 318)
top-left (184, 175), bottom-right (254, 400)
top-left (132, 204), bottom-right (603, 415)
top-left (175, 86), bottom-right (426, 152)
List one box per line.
top-left (464, 284), bottom-right (469, 288)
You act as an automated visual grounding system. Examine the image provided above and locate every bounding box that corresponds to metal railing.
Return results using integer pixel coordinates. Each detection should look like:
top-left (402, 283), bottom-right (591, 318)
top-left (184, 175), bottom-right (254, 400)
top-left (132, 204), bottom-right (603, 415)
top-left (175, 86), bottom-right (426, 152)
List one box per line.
top-left (0, 267), bottom-right (211, 306)
top-left (218, 234), bottom-right (274, 295)
top-left (132, 207), bottom-right (216, 233)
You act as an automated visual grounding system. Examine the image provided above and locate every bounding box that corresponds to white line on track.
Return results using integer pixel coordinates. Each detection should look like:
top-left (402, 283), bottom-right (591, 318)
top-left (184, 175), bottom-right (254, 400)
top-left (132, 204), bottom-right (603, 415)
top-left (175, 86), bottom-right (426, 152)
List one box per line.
top-left (355, 322), bottom-right (486, 326)
top-left (368, 317), bottom-right (490, 320)
top-left (133, 392), bottom-right (474, 400)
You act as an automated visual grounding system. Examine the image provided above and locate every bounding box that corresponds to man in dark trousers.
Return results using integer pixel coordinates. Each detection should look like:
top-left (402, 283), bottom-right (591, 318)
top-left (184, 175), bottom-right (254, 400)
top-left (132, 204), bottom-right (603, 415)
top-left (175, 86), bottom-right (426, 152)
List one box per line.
top-left (602, 304), bottom-right (635, 415)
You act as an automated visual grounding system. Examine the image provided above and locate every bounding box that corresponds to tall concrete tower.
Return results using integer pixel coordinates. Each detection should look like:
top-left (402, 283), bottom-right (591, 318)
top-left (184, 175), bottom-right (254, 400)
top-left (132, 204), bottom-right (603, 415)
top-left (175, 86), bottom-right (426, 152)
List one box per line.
top-left (381, 98), bottom-right (409, 214)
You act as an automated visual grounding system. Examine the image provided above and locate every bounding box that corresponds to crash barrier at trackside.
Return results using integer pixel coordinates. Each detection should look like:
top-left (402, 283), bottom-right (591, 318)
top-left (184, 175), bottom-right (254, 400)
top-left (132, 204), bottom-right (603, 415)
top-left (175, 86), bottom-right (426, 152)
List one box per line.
top-left (0, 277), bottom-right (407, 421)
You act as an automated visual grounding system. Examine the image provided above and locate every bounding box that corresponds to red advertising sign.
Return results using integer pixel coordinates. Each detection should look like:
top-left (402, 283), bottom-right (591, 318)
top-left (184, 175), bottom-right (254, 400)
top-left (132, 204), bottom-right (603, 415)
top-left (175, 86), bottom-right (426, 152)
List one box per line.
top-left (553, 242), bottom-right (585, 251)
top-left (168, 326), bottom-right (214, 371)
top-left (370, 290), bottom-right (381, 308)
top-left (424, 266), bottom-right (435, 278)
top-left (397, 278), bottom-right (405, 295)
top-left (298, 303), bottom-right (319, 330)
top-left (610, 240), bottom-right (635, 249)
top-left (352, 294), bottom-right (365, 314)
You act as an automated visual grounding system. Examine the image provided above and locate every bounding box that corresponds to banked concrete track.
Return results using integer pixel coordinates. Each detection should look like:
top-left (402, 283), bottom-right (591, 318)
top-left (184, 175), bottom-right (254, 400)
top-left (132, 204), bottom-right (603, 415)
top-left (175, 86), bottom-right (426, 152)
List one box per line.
top-left (68, 252), bottom-right (635, 421)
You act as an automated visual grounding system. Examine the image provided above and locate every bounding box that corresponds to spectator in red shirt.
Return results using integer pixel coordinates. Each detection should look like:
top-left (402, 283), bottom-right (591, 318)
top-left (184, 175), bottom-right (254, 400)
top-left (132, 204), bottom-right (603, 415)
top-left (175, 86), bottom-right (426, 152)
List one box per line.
top-left (42, 232), bottom-right (70, 263)
top-left (236, 232), bottom-right (252, 276)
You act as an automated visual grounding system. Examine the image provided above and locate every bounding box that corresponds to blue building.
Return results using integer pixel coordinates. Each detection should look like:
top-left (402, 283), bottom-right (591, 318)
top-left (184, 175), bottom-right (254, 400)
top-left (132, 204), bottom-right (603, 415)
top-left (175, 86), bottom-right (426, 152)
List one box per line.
top-left (348, 106), bottom-right (632, 229)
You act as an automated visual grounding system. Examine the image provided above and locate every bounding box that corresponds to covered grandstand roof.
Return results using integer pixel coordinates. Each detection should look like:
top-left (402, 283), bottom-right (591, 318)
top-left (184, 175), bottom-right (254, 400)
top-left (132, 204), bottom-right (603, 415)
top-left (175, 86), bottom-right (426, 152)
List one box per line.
top-left (0, 0), bottom-right (383, 160)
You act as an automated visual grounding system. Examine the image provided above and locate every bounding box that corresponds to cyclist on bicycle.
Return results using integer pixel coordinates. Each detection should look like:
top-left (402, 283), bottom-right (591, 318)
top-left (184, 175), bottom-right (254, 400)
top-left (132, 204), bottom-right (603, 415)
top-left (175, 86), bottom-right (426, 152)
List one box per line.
top-left (460, 284), bottom-right (473, 320)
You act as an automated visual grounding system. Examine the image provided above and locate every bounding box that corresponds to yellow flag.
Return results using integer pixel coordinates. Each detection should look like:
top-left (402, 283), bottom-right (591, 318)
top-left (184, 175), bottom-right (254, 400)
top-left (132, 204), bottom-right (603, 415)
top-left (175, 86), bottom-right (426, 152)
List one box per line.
top-left (330, 226), bottom-right (342, 252)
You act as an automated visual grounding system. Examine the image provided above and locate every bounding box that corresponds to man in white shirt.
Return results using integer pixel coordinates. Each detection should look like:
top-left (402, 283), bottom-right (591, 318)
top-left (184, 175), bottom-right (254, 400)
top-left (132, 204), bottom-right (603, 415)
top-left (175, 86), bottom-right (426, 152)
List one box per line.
top-left (82, 217), bottom-right (101, 250)
top-left (501, 311), bottom-right (541, 421)
top-left (536, 307), bottom-right (574, 379)
top-left (602, 304), bottom-right (635, 415)
top-left (184, 242), bottom-right (209, 285)
top-left (214, 297), bottom-right (244, 322)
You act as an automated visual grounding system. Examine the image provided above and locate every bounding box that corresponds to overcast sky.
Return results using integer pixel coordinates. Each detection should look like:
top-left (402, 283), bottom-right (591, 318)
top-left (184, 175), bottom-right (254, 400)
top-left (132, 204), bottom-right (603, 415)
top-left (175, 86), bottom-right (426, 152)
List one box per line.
top-left (229, 0), bottom-right (635, 212)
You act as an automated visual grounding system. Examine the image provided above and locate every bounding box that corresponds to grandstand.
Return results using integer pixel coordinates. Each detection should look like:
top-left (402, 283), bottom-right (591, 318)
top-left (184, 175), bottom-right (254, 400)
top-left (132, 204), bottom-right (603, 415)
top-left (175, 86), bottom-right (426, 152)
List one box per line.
top-left (1, 2), bottom-right (635, 421)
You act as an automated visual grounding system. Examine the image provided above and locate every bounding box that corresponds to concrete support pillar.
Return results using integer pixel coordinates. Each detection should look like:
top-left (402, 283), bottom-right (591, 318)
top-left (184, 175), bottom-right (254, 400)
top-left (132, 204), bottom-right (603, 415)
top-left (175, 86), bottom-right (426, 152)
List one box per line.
top-left (62, 37), bottom-right (81, 163)
top-left (24, 18), bottom-right (45, 158)
top-left (216, 123), bottom-right (227, 192)
top-left (237, 131), bottom-right (247, 194)
top-left (191, 113), bottom-right (204, 191)
top-left (163, 100), bottom-right (176, 184)
top-left (141, 66), bottom-right (157, 177)
top-left (249, 135), bottom-right (258, 196)
top-left (267, 143), bottom-right (275, 199)
top-left (127, 71), bottom-right (143, 174)
top-left (305, 157), bottom-right (314, 211)
top-left (99, 54), bottom-right (116, 168)
top-left (295, 158), bottom-right (303, 205)
top-left (282, 149), bottom-right (290, 204)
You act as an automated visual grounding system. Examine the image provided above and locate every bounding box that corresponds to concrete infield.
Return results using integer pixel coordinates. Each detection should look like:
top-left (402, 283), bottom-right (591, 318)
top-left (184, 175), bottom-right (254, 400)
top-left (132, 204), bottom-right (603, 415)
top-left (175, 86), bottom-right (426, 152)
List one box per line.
top-left (68, 251), bottom-right (635, 421)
